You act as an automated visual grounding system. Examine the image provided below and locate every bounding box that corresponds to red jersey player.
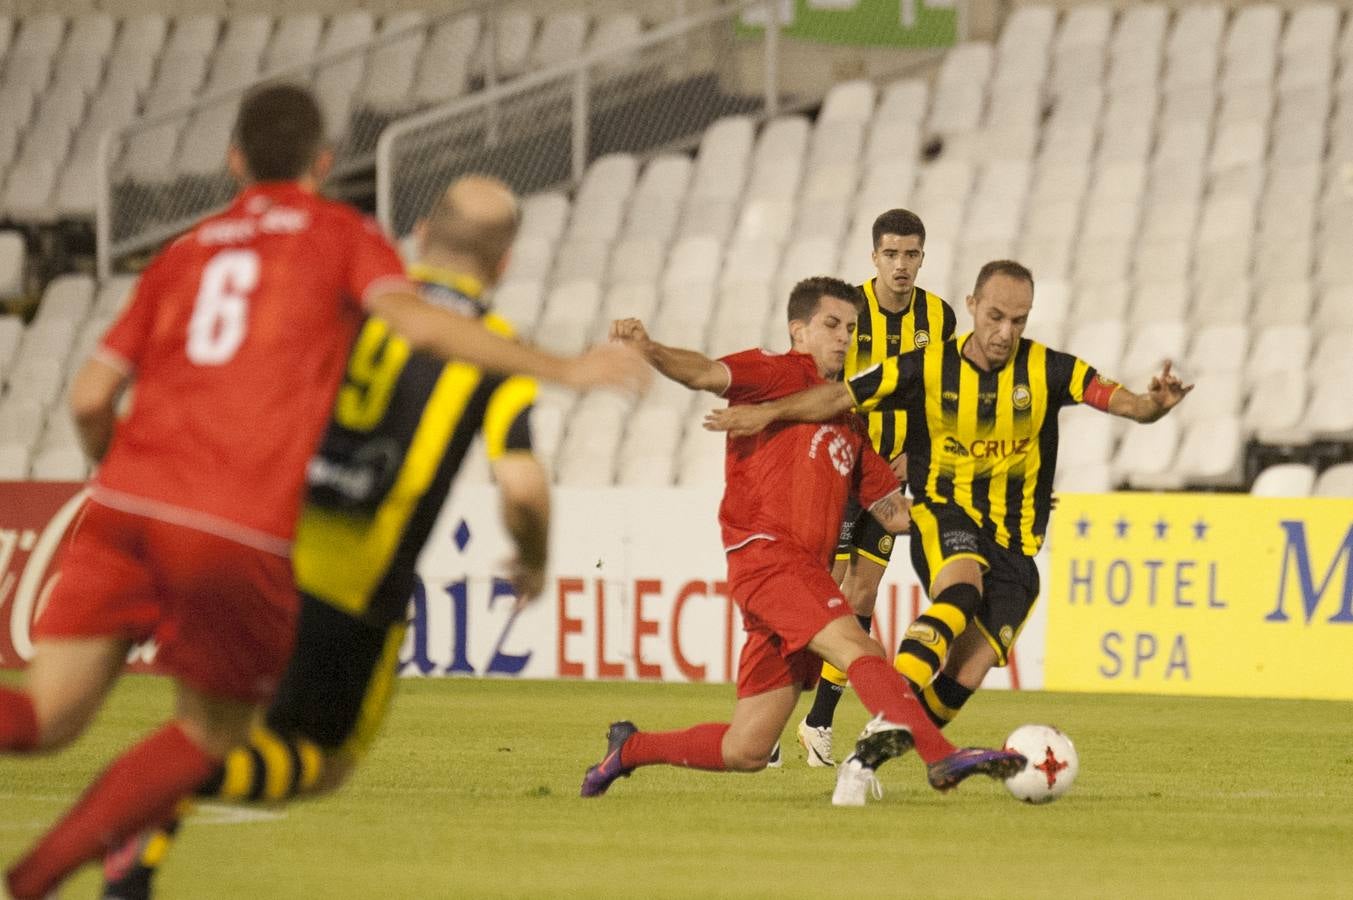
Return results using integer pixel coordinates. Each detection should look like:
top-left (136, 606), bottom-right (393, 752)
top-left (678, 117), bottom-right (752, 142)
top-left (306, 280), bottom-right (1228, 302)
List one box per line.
top-left (582, 276), bottom-right (1025, 806)
top-left (0, 85), bottom-right (645, 899)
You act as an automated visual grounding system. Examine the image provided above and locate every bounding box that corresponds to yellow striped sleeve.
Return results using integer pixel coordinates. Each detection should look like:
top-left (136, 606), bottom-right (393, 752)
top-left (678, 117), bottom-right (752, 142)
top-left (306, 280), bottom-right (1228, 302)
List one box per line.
top-left (483, 376), bottom-right (536, 459)
top-left (847, 356), bottom-right (905, 413)
top-left (1066, 357), bottom-right (1092, 403)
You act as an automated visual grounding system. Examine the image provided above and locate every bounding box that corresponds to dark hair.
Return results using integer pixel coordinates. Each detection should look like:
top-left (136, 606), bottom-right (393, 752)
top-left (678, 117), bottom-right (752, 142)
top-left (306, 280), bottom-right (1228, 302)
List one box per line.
top-left (787, 276), bottom-right (861, 323)
top-left (871, 208), bottom-right (926, 249)
top-left (232, 83), bottom-right (325, 181)
top-left (973, 259), bottom-right (1034, 296)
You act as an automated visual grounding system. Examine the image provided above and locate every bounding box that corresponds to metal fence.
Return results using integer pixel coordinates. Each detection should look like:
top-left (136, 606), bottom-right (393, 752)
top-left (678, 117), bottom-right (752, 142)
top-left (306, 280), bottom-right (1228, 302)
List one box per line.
top-left (377, 0), bottom-right (787, 239)
top-left (93, 1), bottom-right (722, 278)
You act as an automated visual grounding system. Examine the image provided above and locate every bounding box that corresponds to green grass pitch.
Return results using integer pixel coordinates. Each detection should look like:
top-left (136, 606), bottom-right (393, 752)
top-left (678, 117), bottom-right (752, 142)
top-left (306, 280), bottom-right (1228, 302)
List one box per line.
top-left (2, 675), bottom-right (1351, 898)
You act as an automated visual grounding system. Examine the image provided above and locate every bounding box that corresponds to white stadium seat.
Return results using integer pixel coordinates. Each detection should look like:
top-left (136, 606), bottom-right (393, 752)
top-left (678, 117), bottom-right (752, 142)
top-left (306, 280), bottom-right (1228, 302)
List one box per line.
top-left (1245, 369), bottom-right (1308, 443)
top-left (1120, 321), bottom-right (1189, 382)
top-left (1175, 415), bottom-right (1245, 487)
top-left (1190, 323), bottom-right (1250, 376)
top-left (1301, 379), bottom-right (1353, 440)
top-left (600, 283), bottom-right (659, 331)
top-left (616, 406), bottom-right (681, 487)
top-left (1114, 413), bottom-right (1183, 490)
top-left (1176, 372), bottom-right (1242, 427)
top-left (1055, 461), bottom-right (1115, 493)
top-left (1314, 463), bottom-right (1353, 497)
top-left (0, 397), bottom-right (44, 449)
top-left (264, 13), bottom-right (324, 75)
top-left (1251, 463), bottom-right (1317, 497)
top-left (518, 192), bottom-right (570, 243)
top-left (29, 445), bottom-right (88, 481)
top-left (492, 280), bottom-right (546, 337)
top-left (1246, 324), bottom-right (1311, 387)
top-left (529, 10), bottom-right (587, 71)
top-left (360, 12), bottom-right (428, 114)
top-left (0, 231), bottom-right (25, 299)
top-left (503, 235), bottom-right (555, 283)
top-left (413, 14), bottom-right (479, 105)
top-left (487, 10), bottom-right (537, 80)
top-left (1058, 405), bottom-right (1118, 468)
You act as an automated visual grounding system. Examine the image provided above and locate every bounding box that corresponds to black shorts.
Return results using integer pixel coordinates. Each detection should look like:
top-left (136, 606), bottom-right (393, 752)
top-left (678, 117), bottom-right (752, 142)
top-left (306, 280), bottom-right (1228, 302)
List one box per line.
top-left (908, 502), bottom-right (1041, 666)
top-left (265, 591), bottom-right (406, 754)
top-left (835, 495), bottom-right (899, 566)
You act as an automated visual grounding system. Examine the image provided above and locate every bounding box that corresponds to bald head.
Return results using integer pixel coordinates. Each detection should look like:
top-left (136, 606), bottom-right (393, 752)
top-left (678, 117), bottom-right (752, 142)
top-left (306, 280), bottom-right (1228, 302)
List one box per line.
top-left (419, 175), bottom-right (520, 282)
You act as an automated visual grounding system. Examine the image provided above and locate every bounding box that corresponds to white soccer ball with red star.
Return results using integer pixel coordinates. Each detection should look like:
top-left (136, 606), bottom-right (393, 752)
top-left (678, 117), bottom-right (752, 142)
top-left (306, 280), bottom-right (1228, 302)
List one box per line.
top-left (1003, 724), bottom-right (1078, 803)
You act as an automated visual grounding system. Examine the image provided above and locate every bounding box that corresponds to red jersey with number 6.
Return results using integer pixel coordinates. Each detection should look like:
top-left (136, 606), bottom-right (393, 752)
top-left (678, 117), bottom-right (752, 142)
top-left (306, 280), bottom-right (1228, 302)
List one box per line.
top-left (93, 182), bottom-right (411, 551)
top-left (716, 349), bottom-right (900, 568)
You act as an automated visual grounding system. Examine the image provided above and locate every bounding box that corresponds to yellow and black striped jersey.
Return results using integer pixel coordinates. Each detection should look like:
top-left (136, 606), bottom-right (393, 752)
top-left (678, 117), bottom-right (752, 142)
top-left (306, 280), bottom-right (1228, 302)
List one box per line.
top-left (295, 265), bottom-right (536, 623)
top-left (847, 335), bottom-right (1101, 556)
top-left (844, 279), bottom-right (956, 460)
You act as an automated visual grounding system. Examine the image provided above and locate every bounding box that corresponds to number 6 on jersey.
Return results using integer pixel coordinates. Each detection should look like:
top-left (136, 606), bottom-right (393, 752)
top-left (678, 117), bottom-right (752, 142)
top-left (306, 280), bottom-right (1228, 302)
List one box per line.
top-left (187, 249), bottom-right (259, 364)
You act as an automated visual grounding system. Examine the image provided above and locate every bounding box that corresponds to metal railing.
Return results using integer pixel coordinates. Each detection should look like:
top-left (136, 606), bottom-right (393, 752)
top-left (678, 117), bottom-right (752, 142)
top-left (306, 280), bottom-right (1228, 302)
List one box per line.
top-left (93, 1), bottom-right (715, 278)
top-left (376, 0), bottom-right (787, 240)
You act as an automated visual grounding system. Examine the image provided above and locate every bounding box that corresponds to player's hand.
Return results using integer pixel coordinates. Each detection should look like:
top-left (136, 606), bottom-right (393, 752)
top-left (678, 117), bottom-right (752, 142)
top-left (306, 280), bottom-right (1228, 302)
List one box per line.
top-left (609, 318), bottom-right (651, 347)
top-left (1147, 360), bottom-right (1193, 415)
top-left (507, 557), bottom-right (546, 611)
top-left (704, 404), bottom-right (774, 437)
top-left (889, 452), bottom-right (908, 480)
top-left (565, 342), bottom-right (651, 395)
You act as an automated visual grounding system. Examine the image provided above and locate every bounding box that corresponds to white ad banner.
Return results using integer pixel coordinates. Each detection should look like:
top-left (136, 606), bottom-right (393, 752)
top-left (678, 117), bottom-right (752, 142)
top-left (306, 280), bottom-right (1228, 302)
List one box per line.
top-left (404, 486), bottom-right (1047, 691)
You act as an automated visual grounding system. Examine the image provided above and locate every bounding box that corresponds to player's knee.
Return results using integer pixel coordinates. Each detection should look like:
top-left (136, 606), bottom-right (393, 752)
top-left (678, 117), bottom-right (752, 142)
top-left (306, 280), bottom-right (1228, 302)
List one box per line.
top-left (29, 699), bottom-right (100, 752)
top-left (723, 741), bottom-right (774, 772)
top-left (837, 630), bottom-right (887, 671)
top-left (32, 717), bottom-right (84, 753)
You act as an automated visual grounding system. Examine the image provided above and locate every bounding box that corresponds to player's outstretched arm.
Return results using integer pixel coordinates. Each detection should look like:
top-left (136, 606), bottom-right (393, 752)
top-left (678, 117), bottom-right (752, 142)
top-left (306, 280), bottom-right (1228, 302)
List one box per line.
top-left (68, 358), bottom-right (131, 462)
top-left (609, 317), bottom-right (730, 394)
top-left (370, 290), bottom-right (649, 393)
top-left (703, 383), bottom-right (853, 437)
top-left (868, 490), bottom-right (911, 535)
top-left (1105, 360), bottom-right (1194, 424)
top-left (491, 453), bottom-right (551, 610)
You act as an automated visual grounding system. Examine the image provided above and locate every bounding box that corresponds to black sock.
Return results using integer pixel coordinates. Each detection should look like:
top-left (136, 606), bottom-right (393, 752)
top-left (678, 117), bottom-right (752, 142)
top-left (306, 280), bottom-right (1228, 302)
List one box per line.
top-left (917, 671), bottom-right (975, 728)
top-left (805, 679), bottom-right (845, 728)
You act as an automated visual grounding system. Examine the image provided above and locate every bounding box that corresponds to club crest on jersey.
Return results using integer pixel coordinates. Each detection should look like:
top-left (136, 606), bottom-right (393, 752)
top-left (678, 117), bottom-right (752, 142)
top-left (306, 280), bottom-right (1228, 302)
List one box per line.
top-left (1012, 384), bottom-right (1033, 410)
top-left (999, 625), bottom-right (1015, 646)
top-left (913, 330), bottom-right (931, 348)
top-left (878, 534), bottom-right (894, 555)
top-left (808, 425), bottom-right (855, 475)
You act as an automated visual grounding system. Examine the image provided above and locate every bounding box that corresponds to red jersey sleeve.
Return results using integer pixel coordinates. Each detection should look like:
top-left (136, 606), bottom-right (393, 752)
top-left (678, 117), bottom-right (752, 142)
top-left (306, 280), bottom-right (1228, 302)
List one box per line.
top-left (855, 440), bottom-right (902, 510)
top-left (349, 217), bottom-right (413, 309)
top-left (719, 349), bottom-right (814, 403)
top-left (97, 252), bottom-right (169, 374)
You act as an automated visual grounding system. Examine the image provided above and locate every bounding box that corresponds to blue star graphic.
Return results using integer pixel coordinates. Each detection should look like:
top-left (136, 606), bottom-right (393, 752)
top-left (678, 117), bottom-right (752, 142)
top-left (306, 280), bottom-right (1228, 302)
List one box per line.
top-left (1114, 517), bottom-right (1130, 539)
top-left (1154, 518), bottom-right (1169, 540)
top-left (1193, 518), bottom-right (1209, 541)
top-left (1075, 516), bottom-right (1091, 538)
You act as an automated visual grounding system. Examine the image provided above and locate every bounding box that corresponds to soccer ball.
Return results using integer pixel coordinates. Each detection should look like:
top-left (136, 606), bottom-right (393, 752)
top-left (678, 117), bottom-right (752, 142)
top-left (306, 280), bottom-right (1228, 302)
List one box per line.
top-left (1003, 724), bottom-right (1078, 804)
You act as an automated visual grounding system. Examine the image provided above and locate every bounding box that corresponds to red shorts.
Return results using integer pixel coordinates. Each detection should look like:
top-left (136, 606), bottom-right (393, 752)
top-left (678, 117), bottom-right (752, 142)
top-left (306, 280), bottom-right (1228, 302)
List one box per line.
top-left (726, 540), bottom-right (852, 699)
top-left (34, 500), bottom-right (298, 703)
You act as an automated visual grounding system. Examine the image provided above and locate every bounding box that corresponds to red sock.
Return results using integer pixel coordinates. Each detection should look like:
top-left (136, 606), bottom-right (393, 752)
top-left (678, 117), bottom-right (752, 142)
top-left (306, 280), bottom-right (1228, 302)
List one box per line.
top-left (0, 687), bottom-right (39, 752)
top-left (6, 722), bottom-right (219, 900)
top-left (620, 723), bottom-right (730, 771)
top-left (847, 656), bottom-right (955, 763)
